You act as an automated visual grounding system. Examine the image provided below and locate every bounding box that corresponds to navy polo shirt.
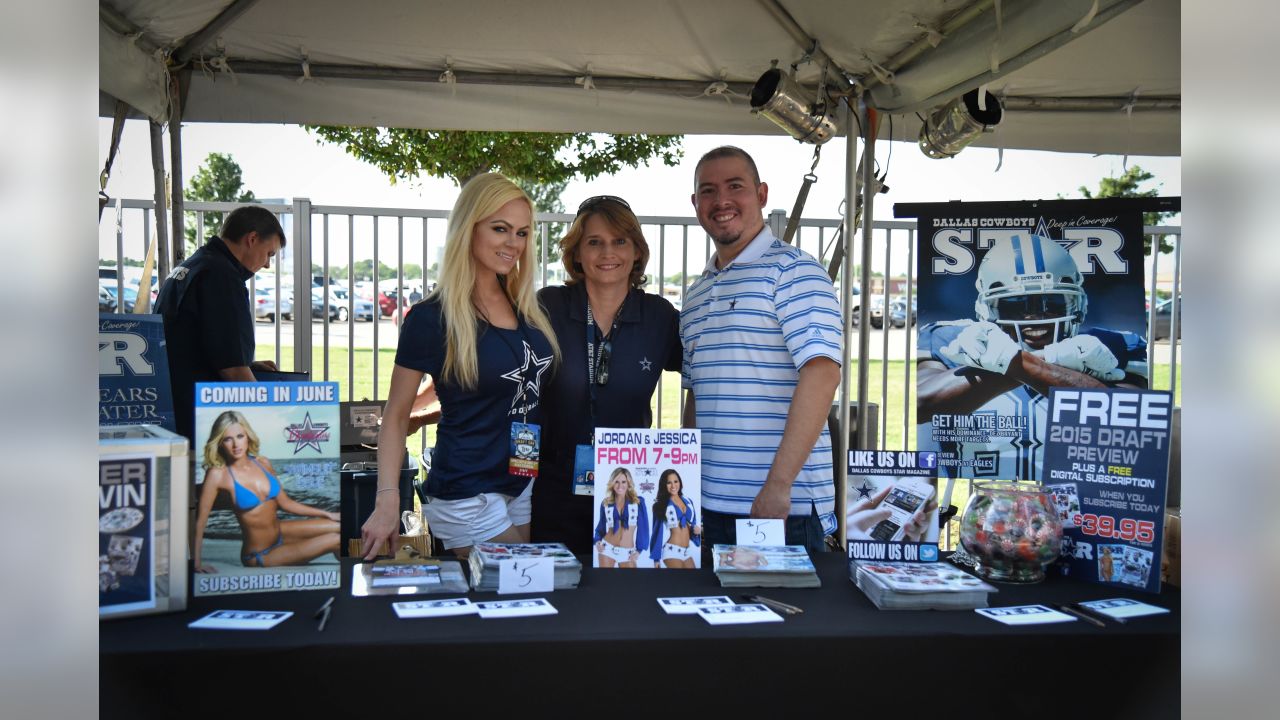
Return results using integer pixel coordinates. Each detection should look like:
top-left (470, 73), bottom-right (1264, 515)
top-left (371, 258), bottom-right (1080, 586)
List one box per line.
top-left (155, 237), bottom-right (255, 443)
top-left (531, 283), bottom-right (681, 552)
top-left (396, 297), bottom-right (555, 500)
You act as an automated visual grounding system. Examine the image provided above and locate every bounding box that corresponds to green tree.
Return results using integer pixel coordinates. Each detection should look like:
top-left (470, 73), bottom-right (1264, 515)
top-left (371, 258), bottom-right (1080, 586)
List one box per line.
top-left (1078, 165), bottom-right (1175, 255)
top-left (304, 128), bottom-right (681, 268)
top-left (304, 128), bottom-right (682, 188)
top-left (184, 152), bottom-right (257, 253)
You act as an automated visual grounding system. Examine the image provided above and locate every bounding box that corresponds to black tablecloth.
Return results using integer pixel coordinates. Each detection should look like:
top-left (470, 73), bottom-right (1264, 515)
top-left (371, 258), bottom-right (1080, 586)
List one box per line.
top-left (100, 553), bottom-right (1179, 717)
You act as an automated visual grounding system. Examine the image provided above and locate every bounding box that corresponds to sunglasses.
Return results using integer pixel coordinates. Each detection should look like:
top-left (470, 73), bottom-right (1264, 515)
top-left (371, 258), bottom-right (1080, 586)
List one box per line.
top-left (596, 338), bottom-right (612, 386)
top-left (576, 195), bottom-right (632, 215)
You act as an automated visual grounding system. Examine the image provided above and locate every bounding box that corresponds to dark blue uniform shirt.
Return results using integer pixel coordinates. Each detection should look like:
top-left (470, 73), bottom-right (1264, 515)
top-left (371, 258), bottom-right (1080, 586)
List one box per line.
top-left (531, 283), bottom-right (682, 552)
top-left (396, 297), bottom-right (555, 500)
top-left (155, 237), bottom-right (255, 442)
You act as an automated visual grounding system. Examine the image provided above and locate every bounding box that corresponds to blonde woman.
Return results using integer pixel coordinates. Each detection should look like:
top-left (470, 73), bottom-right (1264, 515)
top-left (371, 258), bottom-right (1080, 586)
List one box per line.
top-left (361, 173), bottom-right (560, 559)
top-left (593, 467), bottom-right (650, 568)
top-left (193, 410), bottom-right (340, 572)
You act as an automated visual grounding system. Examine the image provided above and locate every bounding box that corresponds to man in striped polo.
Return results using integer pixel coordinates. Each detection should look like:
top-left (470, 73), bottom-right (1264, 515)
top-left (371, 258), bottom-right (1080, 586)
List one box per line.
top-left (680, 146), bottom-right (843, 555)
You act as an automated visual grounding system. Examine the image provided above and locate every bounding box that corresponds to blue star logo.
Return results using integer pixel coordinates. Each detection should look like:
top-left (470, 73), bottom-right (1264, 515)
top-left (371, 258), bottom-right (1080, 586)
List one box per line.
top-left (855, 481), bottom-right (875, 500)
top-left (639, 357), bottom-right (652, 372)
top-left (285, 412), bottom-right (330, 454)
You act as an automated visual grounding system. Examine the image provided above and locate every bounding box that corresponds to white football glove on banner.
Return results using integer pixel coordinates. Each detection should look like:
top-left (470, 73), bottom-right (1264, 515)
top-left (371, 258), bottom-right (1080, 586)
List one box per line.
top-left (939, 321), bottom-right (1021, 375)
top-left (1039, 335), bottom-right (1126, 382)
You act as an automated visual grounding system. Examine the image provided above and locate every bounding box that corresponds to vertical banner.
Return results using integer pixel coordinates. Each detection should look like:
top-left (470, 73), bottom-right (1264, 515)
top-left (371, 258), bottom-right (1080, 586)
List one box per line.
top-left (99, 454), bottom-right (157, 616)
top-left (1043, 388), bottom-right (1172, 593)
top-left (901, 199), bottom-right (1150, 482)
top-left (193, 382), bottom-right (341, 595)
top-left (592, 428), bottom-right (702, 569)
top-left (98, 314), bottom-right (175, 432)
top-left (845, 450), bottom-right (941, 563)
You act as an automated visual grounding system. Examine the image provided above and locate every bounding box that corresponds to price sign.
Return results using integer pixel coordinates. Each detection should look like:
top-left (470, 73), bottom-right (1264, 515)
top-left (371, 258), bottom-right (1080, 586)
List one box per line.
top-left (497, 558), bottom-right (553, 595)
top-left (736, 518), bottom-right (784, 546)
top-left (1042, 388), bottom-right (1173, 593)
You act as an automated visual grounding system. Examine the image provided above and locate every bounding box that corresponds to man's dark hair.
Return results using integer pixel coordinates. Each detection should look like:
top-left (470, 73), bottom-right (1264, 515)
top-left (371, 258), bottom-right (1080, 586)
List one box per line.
top-left (220, 206), bottom-right (287, 248)
top-left (694, 145), bottom-right (761, 185)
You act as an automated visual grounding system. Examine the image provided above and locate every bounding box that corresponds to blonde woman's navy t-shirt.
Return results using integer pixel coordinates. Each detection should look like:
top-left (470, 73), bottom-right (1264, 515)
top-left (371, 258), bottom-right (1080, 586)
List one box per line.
top-left (395, 297), bottom-right (555, 500)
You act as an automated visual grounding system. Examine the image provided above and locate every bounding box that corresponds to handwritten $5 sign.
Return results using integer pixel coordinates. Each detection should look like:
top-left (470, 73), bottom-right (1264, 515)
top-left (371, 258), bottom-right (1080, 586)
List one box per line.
top-left (1072, 513), bottom-right (1155, 544)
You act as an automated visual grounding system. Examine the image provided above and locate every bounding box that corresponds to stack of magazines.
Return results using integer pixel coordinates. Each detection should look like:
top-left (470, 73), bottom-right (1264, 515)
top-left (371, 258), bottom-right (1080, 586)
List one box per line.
top-left (468, 542), bottom-right (583, 591)
top-left (851, 561), bottom-right (997, 610)
top-left (351, 558), bottom-right (469, 597)
top-left (711, 544), bottom-right (821, 588)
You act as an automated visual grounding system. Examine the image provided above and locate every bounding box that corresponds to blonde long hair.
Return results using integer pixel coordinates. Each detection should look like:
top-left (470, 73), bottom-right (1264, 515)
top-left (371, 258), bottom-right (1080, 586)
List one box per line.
top-left (433, 173), bottom-right (560, 388)
top-left (202, 411), bottom-right (261, 470)
top-left (603, 467), bottom-right (639, 506)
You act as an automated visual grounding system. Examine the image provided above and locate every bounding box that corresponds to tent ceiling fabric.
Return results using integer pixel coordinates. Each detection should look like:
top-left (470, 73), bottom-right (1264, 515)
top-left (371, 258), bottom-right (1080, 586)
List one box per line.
top-left (99, 0), bottom-right (1180, 156)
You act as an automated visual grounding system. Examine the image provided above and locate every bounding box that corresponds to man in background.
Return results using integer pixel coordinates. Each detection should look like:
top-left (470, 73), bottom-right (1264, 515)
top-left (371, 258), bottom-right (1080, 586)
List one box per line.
top-left (156, 206), bottom-right (285, 442)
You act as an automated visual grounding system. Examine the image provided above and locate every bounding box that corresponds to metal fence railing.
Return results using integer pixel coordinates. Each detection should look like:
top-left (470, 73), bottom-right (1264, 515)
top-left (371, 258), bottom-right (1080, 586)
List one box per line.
top-left (101, 200), bottom-right (1182, 488)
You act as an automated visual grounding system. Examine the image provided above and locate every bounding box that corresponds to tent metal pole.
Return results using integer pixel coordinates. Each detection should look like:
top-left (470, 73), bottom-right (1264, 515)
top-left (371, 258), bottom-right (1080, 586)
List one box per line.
top-left (149, 120), bottom-right (171, 280)
top-left (169, 73), bottom-right (186, 262)
top-left (856, 103), bottom-right (875, 449)
top-left (836, 98), bottom-right (856, 530)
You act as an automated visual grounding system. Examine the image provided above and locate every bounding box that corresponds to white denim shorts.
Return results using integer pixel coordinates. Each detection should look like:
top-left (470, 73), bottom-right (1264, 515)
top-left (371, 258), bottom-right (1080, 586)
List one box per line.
top-left (421, 481), bottom-right (533, 550)
top-left (598, 540), bottom-right (635, 563)
top-left (661, 542), bottom-right (691, 561)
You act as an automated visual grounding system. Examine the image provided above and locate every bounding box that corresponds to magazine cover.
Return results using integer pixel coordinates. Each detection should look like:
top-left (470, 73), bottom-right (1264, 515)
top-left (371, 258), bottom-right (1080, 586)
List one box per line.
top-left (99, 453), bottom-right (156, 615)
top-left (193, 382), bottom-right (341, 596)
top-left (900, 198), bottom-right (1153, 483)
top-left (711, 545), bottom-right (816, 574)
top-left (1043, 387), bottom-right (1172, 593)
top-left (592, 428), bottom-right (702, 569)
top-left (845, 450), bottom-right (941, 563)
top-left (98, 313), bottom-right (175, 432)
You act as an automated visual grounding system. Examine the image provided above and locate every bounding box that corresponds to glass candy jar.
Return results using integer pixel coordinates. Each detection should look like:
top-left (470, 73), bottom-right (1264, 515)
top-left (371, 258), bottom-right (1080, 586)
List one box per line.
top-left (959, 481), bottom-right (1062, 583)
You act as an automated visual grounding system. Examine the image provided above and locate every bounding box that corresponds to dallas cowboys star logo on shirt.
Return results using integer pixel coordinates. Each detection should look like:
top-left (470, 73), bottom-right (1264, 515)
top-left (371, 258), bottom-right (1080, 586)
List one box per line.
top-left (639, 357), bottom-right (652, 372)
top-left (501, 340), bottom-right (553, 413)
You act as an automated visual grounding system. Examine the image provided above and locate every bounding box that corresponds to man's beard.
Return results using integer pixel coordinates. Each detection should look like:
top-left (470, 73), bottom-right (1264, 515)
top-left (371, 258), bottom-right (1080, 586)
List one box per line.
top-left (712, 232), bottom-right (741, 246)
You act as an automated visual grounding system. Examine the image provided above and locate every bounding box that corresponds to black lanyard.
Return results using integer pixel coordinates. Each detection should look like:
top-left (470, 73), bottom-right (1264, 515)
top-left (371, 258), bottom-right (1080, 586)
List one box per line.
top-left (584, 292), bottom-right (625, 441)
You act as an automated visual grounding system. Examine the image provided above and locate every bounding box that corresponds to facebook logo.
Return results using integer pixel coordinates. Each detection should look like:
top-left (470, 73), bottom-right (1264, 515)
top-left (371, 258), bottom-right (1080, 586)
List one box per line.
top-left (919, 452), bottom-right (937, 469)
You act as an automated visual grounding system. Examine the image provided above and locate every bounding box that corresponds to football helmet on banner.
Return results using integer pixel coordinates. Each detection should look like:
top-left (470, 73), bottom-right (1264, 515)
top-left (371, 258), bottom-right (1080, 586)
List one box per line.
top-left (974, 234), bottom-right (1087, 350)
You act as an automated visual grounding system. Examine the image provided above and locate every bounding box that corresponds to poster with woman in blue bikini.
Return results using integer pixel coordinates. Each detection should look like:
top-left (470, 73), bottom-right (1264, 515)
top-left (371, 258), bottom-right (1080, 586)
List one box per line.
top-left (193, 381), bottom-right (341, 596)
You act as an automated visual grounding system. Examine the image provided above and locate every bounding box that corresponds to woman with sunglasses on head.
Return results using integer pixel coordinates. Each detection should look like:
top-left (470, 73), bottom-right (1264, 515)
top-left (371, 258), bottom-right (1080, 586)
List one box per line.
top-left (361, 173), bottom-right (559, 560)
top-left (531, 196), bottom-right (682, 556)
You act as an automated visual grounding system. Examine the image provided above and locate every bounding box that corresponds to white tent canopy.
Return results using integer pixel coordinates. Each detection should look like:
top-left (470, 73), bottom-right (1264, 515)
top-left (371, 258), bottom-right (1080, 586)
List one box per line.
top-left (100, 0), bottom-right (1179, 156)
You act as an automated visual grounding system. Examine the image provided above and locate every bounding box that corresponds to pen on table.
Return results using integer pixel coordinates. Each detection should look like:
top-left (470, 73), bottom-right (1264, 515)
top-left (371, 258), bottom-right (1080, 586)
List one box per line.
top-left (315, 596), bottom-right (335, 632)
top-left (1056, 603), bottom-right (1105, 628)
top-left (743, 595), bottom-right (803, 616)
top-left (1072, 602), bottom-right (1126, 624)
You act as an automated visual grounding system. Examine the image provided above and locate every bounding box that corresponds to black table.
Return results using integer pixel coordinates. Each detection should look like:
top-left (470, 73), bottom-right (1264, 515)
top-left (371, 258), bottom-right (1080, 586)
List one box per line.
top-left (101, 553), bottom-right (1179, 717)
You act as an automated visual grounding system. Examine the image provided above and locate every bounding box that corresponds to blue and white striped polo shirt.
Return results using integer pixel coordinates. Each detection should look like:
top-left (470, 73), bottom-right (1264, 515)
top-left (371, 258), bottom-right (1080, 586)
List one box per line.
top-left (679, 228), bottom-right (842, 532)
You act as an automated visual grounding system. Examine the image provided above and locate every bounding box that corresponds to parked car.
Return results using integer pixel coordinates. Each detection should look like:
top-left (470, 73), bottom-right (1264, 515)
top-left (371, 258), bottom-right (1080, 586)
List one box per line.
top-left (254, 287), bottom-right (292, 322)
top-left (310, 288), bottom-right (347, 322)
top-left (888, 297), bottom-right (917, 328)
top-left (99, 284), bottom-right (117, 313)
top-left (99, 281), bottom-right (137, 313)
top-left (378, 288), bottom-right (411, 317)
top-left (1152, 297), bottom-right (1181, 340)
top-left (869, 296), bottom-right (887, 329)
top-left (329, 288), bottom-right (375, 321)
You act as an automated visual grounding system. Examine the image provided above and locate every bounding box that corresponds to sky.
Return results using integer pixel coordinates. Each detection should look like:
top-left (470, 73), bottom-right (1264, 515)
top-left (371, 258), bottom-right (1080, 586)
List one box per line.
top-left (97, 119), bottom-right (1181, 282)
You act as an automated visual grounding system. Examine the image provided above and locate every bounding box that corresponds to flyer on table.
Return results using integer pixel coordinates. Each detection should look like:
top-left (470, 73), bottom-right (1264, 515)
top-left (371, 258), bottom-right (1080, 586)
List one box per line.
top-left (193, 382), bottom-right (341, 596)
top-left (844, 450), bottom-right (941, 563)
top-left (1042, 387), bottom-right (1173, 593)
top-left (592, 427), bottom-right (702, 569)
top-left (903, 198), bottom-right (1152, 483)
